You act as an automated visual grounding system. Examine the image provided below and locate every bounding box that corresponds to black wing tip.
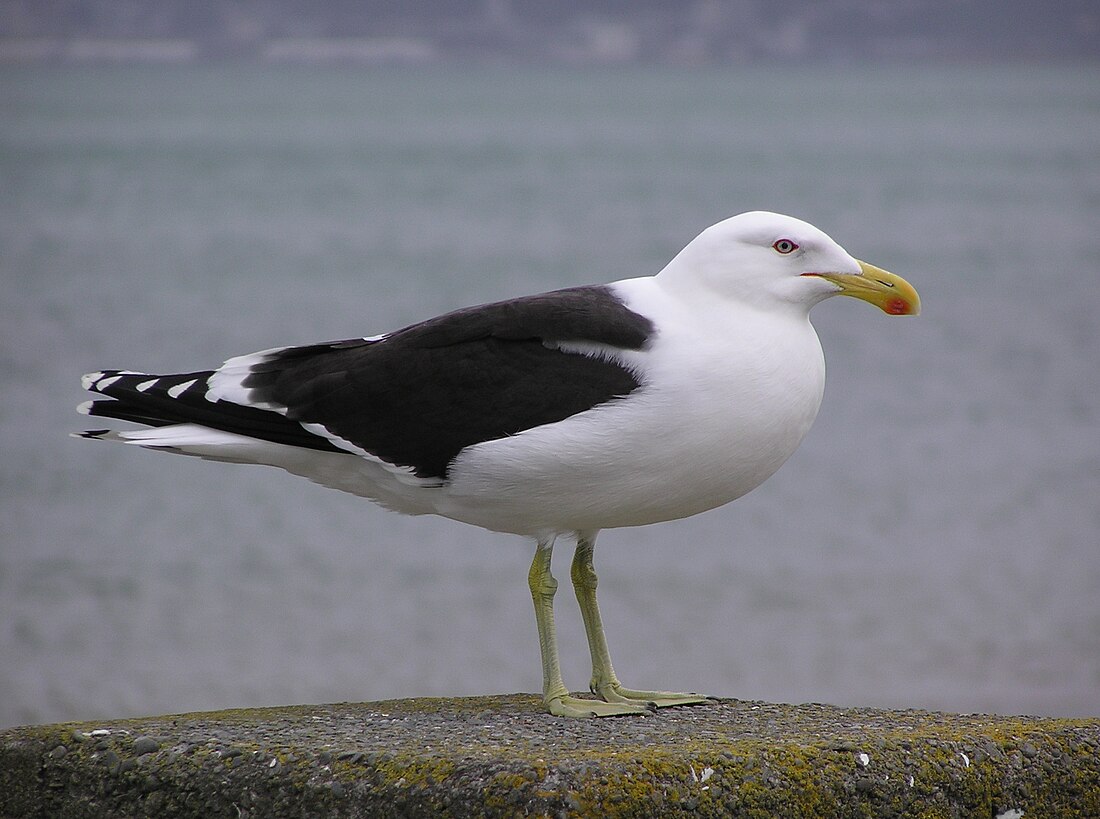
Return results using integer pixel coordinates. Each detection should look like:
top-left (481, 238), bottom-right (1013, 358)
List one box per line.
top-left (81, 370), bottom-right (143, 392)
top-left (78, 366), bottom-right (350, 456)
top-left (72, 429), bottom-right (110, 440)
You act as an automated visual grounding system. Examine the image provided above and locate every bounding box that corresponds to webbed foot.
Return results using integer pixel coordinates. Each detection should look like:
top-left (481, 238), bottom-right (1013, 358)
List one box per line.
top-left (546, 692), bottom-right (656, 718)
top-left (594, 681), bottom-right (715, 709)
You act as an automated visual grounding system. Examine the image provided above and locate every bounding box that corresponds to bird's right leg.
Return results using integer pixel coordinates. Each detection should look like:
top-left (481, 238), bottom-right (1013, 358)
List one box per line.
top-left (528, 538), bottom-right (652, 718)
top-left (571, 532), bottom-right (711, 709)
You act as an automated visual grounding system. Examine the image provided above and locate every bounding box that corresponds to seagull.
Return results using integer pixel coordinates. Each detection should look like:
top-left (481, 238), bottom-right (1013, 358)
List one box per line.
top-left (77, 211), bottom-right (920, 718)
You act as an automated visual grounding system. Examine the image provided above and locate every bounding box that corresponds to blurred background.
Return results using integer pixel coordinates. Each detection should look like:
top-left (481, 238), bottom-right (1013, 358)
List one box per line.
top-left (2, 1), bottom-right (1098, 730)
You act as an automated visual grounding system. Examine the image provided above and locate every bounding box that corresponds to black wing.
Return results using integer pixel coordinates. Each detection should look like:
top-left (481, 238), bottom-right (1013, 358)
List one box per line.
top-left (243, 285), bottom-right (654, 480)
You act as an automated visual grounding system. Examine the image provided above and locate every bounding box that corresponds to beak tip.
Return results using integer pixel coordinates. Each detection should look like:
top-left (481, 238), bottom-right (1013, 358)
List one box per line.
top-left (886, 298), bottom-right (920, 316)
top-left (856, 260), bottom-right (921, 316)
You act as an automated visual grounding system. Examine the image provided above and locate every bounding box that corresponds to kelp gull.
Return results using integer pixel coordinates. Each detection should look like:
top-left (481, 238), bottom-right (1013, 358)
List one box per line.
top-left (77, 210), bottom-right (920, 717)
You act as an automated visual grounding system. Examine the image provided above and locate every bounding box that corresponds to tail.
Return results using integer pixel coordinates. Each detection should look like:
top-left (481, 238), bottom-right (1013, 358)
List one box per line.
top-left (76, 369), bottom-right (342, 454)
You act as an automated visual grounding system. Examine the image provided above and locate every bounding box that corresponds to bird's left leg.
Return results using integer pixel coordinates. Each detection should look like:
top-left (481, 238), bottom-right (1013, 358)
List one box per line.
top-left (529, 537), bottom-right (652, 717)
top-left (571, 531), bottom-right (712, 708)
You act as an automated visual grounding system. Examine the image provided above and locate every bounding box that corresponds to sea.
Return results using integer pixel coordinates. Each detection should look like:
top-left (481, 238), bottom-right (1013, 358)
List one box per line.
top-left (2, 63), bottom-right (1098, 729)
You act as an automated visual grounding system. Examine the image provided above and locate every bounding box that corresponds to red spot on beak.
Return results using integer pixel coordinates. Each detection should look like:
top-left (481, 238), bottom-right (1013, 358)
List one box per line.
top-left (886, 298), bottom-right (909, 315)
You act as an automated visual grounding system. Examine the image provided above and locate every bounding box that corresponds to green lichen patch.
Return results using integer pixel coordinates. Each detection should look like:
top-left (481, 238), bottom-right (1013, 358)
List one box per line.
top-left (2, 696), bottom-right (1097, 818)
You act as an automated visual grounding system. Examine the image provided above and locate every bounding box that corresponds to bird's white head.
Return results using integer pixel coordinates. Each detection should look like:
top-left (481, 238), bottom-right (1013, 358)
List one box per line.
top-left (658, 211), bottom-right (920, 316)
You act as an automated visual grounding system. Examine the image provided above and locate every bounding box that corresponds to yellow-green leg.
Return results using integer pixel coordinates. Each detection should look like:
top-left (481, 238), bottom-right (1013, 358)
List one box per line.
top-left (571, 532), bottom-right (713, 709)
top-left (528, 538), bottom-right (652, 718)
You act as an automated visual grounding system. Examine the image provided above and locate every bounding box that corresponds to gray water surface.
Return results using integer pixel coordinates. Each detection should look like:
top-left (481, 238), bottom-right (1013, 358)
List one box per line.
top-left (2, 64), bottom-right (1098, 728)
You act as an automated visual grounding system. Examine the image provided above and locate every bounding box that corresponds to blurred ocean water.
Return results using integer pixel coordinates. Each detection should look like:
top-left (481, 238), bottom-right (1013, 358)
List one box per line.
top-left (1, 64), bottom-right (1098, 729)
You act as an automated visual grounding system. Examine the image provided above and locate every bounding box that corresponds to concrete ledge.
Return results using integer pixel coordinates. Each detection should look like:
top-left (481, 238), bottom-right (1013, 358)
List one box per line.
top-left (2, 695), bottom-right (1098, 817)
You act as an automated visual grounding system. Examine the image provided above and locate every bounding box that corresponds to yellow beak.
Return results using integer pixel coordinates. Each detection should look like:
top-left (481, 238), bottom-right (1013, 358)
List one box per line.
top-left (806, 261), bottom-right (921, 316)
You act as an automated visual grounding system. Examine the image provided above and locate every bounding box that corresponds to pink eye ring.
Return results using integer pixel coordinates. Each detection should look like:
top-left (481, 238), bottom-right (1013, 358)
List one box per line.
top-left (772, 239), bottom-right (799, 254)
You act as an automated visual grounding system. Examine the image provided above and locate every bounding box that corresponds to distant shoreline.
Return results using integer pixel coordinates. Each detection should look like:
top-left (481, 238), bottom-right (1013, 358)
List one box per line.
top-left (1, 36), bottom-right (1096, 67)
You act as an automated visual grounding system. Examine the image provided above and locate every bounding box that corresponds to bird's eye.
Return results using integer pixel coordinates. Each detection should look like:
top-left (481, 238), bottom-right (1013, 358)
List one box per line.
top-left (772, 239), bottom-right (799, 254)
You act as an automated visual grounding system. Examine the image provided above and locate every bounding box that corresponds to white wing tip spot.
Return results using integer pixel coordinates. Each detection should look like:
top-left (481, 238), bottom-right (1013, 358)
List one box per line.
top-left (81, 372), bottom-right (105, 390)
top-left (93, 374), bottom-right (123, 391)
top-left (168, 378), bottom-right (198, 399)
